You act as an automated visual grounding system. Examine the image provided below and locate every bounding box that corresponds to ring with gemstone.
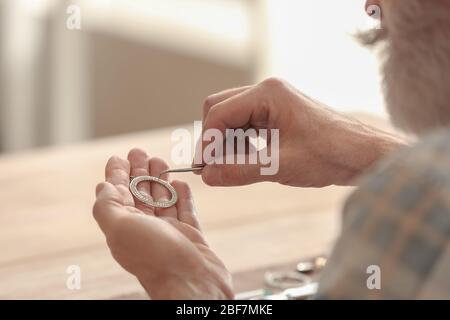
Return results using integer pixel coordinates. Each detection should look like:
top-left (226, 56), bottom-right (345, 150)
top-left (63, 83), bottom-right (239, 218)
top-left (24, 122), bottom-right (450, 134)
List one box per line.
top-left (129, 176), bottom-right (178, 208)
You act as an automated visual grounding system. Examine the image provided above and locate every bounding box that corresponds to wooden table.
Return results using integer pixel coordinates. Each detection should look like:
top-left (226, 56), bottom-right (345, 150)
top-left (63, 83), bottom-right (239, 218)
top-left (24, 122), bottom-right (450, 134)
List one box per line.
top-left (0, 115), bottom-right (391, 299)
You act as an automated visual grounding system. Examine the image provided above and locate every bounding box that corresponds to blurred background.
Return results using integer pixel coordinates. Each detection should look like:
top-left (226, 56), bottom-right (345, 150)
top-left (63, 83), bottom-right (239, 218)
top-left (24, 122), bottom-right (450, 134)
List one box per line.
top-left (0, 0), bottom-right (383, 154)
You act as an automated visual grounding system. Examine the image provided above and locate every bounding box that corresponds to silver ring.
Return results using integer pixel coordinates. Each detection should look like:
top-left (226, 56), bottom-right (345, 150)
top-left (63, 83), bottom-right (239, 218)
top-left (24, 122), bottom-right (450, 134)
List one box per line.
top-left (129, 176), bottom-right (178, 208)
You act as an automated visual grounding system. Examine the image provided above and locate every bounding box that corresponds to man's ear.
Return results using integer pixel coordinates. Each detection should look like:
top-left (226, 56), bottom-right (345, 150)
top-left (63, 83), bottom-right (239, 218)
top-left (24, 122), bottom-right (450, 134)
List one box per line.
top-left (365, 0), bottom-right (381, 17)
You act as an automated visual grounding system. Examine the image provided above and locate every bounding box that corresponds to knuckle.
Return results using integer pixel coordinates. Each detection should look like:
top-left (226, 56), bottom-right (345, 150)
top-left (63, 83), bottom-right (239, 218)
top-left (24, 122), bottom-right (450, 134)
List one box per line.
top-left (207, 104), bottom-right (219, 117)
top-left (203, 96), bottom-right (216, 113)
top-left (203, 105), bottom-right (220, 128)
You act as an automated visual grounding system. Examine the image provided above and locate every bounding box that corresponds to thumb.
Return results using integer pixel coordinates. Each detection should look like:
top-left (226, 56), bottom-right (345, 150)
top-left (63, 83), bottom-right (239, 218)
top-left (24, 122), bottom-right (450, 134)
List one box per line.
top-left (201, 163), bottom-right (266, 186)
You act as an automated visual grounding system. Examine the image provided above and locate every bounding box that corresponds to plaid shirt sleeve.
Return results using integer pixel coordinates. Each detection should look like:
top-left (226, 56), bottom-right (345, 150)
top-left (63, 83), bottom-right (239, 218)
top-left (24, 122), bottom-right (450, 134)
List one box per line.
top-left (316, 130), bottom-right (450, 299)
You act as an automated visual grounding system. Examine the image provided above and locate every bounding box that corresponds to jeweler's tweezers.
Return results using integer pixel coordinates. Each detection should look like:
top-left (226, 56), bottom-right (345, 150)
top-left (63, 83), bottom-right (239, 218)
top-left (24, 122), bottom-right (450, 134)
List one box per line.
top-left (158, 165), bottom-right (205, 178)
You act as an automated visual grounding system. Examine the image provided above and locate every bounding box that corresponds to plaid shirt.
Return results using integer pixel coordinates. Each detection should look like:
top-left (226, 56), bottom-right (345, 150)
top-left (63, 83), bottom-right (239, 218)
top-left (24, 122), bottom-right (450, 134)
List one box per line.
top-left (316, 129), bottom-right (450, 299)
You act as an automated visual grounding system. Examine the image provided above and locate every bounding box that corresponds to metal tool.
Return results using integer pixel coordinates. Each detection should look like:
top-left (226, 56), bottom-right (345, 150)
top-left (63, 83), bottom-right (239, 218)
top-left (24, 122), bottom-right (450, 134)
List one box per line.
top-left (158, 164), bottom-right (205, 178)
top-left (236, 283), bottom-right (319, 300)
top-left (236, 255), bottom-right (326, 300)
top-left (262, 282), bottom-right (318, 300)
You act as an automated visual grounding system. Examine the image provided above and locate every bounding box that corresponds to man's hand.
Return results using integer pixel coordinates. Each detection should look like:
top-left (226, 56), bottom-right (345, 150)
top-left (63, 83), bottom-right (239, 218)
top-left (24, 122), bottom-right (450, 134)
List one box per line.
top-left (93, 149), bottom-right (233, 300)
top-left (198, 77), bottom-right (405, 187)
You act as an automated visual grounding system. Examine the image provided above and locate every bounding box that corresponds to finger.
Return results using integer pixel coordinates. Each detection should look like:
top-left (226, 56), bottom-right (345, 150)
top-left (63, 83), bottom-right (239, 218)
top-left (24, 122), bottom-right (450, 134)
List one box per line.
top-left (193, 86), bottom-right (253, 169)
top-left (171, 180), bottom-right (201, 230)
top-left (201, 164), bottom-right (263, 186)
top-left (203, 86), bottom-right (252, 119)
top-left (200, 87), bottom-right (268, 168)
top-left (93, 182), bottom-right (127, 235)
top-left (193, 106), bottom-right (258, 173)
top-left (203, 86), bottom-right (265, 134)
top-left (149, 157), bottom-right (177, 218)
top-left (201, 130), bottom-right (274, 186)
top-left (105, 156), bottom-right (131, 188)
top-left (201, 146), bottom-right (277, 187)
top-left (95, 182), bottom-right (134, 207)
top-left (198, 135), bottom-right (257, 173)
top-left (128, 148), bottom-right (154, 215)
top-left (105, 156), bottom-right (134, 205)
top-left (224, 129), bottom-right (258, 157)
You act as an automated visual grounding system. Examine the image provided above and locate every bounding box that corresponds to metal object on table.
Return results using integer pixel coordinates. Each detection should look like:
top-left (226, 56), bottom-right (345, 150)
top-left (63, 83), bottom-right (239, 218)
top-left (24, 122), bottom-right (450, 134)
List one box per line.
top-left (262, 282), bottom-right (319, 300)
top-left (236, 283), bottom-right (319, 300)
top-left (235, 289), bottom-right (271, 300)
top-left (264, 271), bottom-right (311, 290)
top-left (236, 255), bottom-right (326, 300)
top-left (297, 256), bottom-right (327, 274)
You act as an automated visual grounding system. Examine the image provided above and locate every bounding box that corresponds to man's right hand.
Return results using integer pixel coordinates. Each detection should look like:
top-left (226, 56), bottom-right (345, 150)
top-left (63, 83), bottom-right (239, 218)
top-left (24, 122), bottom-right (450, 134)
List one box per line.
top-left (197, 77), bottom-right (405, 188)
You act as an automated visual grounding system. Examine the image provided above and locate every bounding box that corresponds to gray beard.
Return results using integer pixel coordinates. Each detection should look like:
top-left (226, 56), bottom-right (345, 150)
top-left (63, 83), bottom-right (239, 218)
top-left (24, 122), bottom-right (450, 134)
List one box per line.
top-left (357, 0), bottom-right (450, 136)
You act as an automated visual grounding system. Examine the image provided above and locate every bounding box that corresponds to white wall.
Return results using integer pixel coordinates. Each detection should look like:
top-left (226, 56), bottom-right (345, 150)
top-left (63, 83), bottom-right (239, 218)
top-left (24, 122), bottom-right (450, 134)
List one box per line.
top-left (264, 0), bottom-right (386, 116)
